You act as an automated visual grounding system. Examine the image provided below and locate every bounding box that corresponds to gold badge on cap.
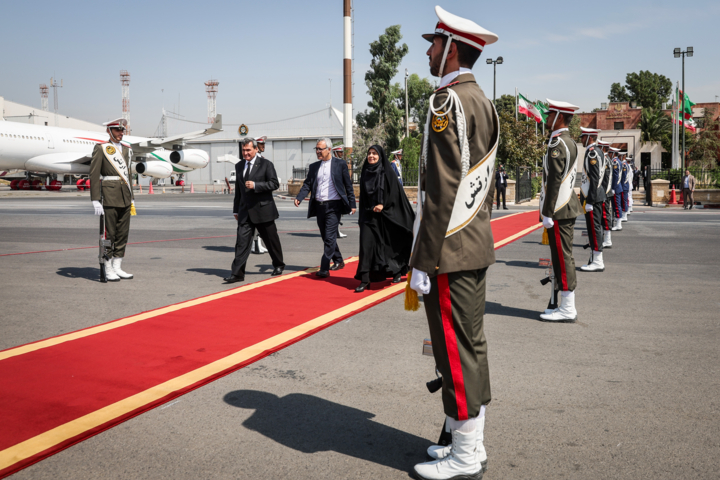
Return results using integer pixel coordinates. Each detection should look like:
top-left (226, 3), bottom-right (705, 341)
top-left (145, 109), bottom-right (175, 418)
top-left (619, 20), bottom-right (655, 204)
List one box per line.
top-left (106, 146), bottom-right (116, 155)
top-left (432, 112), bottom-right (449, 133)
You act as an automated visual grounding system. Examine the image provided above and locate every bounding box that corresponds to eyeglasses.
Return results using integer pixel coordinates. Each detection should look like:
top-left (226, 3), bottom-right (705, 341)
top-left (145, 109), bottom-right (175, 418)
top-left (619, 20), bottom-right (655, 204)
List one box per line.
top-left (314, 147), bottom-right (328, 151)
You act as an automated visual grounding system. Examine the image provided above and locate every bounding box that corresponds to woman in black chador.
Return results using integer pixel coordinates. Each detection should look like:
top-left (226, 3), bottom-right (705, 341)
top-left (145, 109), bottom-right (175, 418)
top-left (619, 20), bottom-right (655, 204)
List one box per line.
top-left (354, 145), bottom-right (415, 292)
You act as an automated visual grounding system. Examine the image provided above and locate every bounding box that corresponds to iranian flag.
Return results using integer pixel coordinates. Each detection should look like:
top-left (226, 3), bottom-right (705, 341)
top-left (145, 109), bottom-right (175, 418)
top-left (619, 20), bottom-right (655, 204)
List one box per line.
top-left (679, 89), bottom-right (696, 119)
top-left (518, 93), bottom-right (545, 123)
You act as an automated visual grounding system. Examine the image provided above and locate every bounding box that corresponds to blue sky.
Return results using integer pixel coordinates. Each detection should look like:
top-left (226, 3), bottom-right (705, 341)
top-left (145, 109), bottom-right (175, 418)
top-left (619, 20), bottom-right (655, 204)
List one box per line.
top-left (1, 0), bottom-right (718, 136)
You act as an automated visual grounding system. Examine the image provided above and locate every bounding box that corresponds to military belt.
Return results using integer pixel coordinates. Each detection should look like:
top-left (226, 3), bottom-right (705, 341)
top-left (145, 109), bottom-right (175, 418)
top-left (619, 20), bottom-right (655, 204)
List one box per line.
top-left (101, 176), bottom-right (121, 181)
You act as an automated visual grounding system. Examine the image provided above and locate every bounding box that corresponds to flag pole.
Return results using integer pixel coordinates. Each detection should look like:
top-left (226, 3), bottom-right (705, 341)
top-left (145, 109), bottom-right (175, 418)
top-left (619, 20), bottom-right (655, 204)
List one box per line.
top-left (515, 87), bottom-right (518, 121)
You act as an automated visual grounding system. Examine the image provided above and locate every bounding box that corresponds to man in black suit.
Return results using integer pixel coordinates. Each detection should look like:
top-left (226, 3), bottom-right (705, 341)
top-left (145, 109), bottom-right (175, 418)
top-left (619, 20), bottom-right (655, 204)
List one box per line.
top-left (495, 165), bottom-right (509, 210)
top-left (224, 137), bottom-right (285, 283)
top-left (294, 137), bottom-right (356, 277)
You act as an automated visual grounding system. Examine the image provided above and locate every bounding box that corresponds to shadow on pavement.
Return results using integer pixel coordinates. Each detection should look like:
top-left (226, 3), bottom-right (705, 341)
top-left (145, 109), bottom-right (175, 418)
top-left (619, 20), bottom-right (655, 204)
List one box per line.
top-left (187, 268), bottom-right (230, 278)
top-left (56, 267), bottom-right (101, 281)
top-left (203, 245), bottom-right (234, 253)
top-left (223, 390), bottom-right (430, 472)
top-left (287, 232), bottom-right (322, 238)
top-left (495, 259), bottom-right (544, 269)
top-left (255, 264), bottom-right (308, 273)
top-left (486, 301), bottom-right (542, 321)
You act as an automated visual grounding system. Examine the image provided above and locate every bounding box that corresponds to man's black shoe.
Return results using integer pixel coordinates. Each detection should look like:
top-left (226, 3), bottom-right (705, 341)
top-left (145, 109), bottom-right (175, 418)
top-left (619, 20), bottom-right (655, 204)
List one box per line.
top-left (271, 267), bottom-right (284, 276)
top-left (329, 261), bottom-right (345, 271)
top-left (503, 207), bottom-right (509, 210)
top-left (315, 270), bottom-right (330, 278)
top-left (392, 273), bottom-right (403, 284)
top-left (355, 282), bottom-right (369, 293)
top-left (223, 275), bottom-right (244, 284)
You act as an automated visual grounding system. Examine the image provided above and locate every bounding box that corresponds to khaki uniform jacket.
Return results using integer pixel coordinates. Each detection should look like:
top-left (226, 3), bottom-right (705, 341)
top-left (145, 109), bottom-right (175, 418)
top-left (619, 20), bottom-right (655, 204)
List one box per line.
top-left (410, 74), bottom-right (497, 275)
top-left (541, 131), bottom-right (583, 220)
top-left (90, 142), bottom-right (133, 207)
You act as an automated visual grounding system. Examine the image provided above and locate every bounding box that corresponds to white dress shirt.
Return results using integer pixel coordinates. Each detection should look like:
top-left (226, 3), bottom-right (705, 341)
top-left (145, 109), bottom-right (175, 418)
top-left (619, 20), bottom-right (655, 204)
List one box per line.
top-left (243, 154), bottom-right (258, 179)
top-left (439, 67), bottom-right (472, 88)
top-left (316, 158), bottom-right (340, 201)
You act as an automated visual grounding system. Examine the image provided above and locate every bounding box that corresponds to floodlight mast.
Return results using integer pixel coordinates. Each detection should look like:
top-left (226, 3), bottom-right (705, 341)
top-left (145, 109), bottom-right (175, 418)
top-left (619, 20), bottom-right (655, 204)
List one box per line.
top-left (674, 46), bottom-right (694, 171)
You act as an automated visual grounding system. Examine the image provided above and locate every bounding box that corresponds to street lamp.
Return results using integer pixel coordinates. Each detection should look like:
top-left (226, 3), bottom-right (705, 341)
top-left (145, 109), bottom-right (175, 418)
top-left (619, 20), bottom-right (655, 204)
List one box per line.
top-left (486, 56), bottom-right (503, 104)
top-left (674, 46), bottom-right (693, 171)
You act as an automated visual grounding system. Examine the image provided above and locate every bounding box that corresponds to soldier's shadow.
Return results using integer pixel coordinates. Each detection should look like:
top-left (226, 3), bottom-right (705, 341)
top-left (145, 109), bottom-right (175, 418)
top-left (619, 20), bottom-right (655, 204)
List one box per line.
top-left (486, 301), bottom-right (540, 321)
top-left (223, 390), bottom-right (430, 472)
top-left (56, 267), bottom-right (101, 281)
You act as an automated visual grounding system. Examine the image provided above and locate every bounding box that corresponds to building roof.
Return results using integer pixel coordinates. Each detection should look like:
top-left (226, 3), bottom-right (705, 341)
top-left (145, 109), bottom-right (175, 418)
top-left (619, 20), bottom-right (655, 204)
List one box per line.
top-left (0, 96), bottom-right (105, 132)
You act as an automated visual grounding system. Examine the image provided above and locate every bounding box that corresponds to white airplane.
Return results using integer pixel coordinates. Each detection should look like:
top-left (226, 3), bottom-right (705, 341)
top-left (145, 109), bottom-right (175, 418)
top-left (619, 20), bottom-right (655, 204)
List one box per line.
top-left (0, 114), bottom-right (222, 190)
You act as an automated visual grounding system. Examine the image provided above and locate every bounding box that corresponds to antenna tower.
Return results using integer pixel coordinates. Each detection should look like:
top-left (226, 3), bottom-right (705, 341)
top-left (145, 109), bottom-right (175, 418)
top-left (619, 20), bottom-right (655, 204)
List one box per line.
top-left (39, 84), bottom-right (49, 111)
top-left (120, 70), bottom-right (131, 133)
top-left (205, 79), bottom-right (219, 123)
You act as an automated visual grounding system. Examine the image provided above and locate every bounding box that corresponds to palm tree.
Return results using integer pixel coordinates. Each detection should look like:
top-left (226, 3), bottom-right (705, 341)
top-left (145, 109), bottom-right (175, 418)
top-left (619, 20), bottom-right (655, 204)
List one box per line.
top-left (640, 108), bottom-right (672, 145)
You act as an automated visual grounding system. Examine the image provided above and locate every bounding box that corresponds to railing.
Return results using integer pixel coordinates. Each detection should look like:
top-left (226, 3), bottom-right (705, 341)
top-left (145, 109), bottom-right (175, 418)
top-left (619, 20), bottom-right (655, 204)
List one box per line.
top-left (649, 167), bottom-right (720, 189)
top-left (515, 166), bottom-right (532, 203)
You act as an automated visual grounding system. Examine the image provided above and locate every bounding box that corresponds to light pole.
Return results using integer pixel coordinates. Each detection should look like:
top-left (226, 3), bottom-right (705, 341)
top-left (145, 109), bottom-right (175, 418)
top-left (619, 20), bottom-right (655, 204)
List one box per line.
top-left (405, 68), bottom-right (409, 138)
top-left (674, 46), bottom-right (693, 172)
top-left (485, 56), bottom-right (503, 104)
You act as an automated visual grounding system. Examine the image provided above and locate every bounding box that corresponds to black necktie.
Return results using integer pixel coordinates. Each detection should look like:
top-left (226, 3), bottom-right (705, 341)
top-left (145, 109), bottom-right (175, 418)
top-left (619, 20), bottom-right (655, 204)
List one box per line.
top-left (244, 161), bottom-right (252, 182)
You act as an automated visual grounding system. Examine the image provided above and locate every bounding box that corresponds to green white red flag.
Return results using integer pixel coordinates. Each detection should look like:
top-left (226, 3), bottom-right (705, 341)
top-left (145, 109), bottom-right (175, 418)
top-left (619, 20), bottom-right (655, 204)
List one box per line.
top-left (518, 93), bottom-right (546, 123)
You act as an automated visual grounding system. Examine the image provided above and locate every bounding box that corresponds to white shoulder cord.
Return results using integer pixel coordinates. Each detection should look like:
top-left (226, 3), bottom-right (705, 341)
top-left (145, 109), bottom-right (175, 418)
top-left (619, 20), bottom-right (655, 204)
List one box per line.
top-left (420, 88), bottom-right (471, 180)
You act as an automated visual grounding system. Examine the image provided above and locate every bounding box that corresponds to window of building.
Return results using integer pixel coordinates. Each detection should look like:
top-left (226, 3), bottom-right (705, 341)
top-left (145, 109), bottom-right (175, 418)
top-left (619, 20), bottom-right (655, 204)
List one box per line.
top-left (660, 152), bottom-right (671, 169)
top-left (614, 122), bottom-right (624, 130)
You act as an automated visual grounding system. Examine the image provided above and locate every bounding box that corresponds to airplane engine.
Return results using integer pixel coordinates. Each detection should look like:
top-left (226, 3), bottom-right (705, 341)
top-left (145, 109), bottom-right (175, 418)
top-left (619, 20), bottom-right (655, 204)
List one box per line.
top-left (169, 149), bottom-right (209, 169)
top-left (133, 161), bottom-right (173, 179)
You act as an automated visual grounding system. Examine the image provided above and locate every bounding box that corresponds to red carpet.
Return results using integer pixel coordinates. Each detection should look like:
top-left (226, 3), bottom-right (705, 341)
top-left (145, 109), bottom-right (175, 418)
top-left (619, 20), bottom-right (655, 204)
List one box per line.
top-left (0, 210), bottom-right (539, 478)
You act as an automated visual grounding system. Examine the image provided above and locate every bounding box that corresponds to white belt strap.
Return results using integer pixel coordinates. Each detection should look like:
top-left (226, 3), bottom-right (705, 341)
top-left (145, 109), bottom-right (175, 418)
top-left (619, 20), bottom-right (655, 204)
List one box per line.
top-left (101, 176), bottom-right (121, 181)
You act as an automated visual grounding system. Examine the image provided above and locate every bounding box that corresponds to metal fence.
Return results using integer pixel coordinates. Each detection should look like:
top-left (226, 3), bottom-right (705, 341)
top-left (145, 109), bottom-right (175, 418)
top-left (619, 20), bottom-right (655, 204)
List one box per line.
top-left (648, 168), bottom-right (720, 189)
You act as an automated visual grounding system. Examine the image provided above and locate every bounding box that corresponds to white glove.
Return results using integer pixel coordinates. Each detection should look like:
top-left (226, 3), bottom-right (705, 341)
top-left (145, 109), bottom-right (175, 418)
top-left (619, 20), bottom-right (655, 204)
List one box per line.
top-left (610, 189), bottom-right (615, 195)
top-left (410, 268), bottom-right (431, 295)
top-left (585, 204), bottom-right (593, 213)
top-left (542, 216), bottom-right (554, 229)
top-left (92, 200), bottom-right (104, 216)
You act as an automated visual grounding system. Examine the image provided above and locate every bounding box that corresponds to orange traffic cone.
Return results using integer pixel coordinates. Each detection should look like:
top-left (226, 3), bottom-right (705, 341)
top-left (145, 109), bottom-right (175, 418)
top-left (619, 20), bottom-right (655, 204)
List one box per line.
top-left (669, 187), bottom-right (678, 204)
top-left (148, 183), bottom-right (154, 194)
top-left (139, 184), bottom-right (142, 193)
top-left (190, 183), bottom-right (195, 193)
top-left (162, 186), bottom-right (166, 194)
top-left (205, 184), bottom-right (208, 193)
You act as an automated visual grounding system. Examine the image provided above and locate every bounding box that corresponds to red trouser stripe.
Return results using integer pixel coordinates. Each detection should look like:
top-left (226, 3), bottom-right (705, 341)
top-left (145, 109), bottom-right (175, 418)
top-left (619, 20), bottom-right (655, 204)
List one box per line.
top-left (589, 210), bottom-right (598, 250)
top-left (553, 225), bottom-right (569, 291)
top-left (602, 203), bottom-right (610, 230)
top-left (437, 273), bottom-right (469, 420)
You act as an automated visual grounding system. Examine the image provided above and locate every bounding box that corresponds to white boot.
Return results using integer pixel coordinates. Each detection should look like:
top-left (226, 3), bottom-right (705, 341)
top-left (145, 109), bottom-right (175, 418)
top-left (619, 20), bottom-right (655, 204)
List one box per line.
top-left (112, 258), bottom-right (133, 279)
top-left (104, 259), bottom-right (120, 282)
top-left (427, 417), bottom-right (487, 473)
top-left (544, 296), bottom-right (561, 315)
top-left (338, 230), bottom-right (348, 238)
top-left (580, 251), bottom-right (604, 272)
top-left (612, 217), bottom-right (622, 231)
top-left (602, 230), bottom-right (612, 248)
top-left (621, 212), bottom-right (628, 222)
top-left (415, 428), bottom-right (483, 480)
top-left (540, 291), bottom-right (577, 322)
top-left (257, 237), bottom-right (268, 253)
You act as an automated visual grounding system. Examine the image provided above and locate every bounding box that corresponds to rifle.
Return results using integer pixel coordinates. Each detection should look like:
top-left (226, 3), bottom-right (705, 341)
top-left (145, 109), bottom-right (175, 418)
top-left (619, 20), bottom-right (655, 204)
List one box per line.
top-left (98, 191), bottom-right (112, 283)
top-left (539, 258), bottom-right (558, 311)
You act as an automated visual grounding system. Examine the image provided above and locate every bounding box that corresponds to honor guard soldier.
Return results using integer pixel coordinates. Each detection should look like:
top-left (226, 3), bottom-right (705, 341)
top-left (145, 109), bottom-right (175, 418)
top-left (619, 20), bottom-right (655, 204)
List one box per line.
top-left (538, 99), bottom-right (583, 322)
top-left (625, 154), bottom-right (634, 213)
top-left (619, 152), bottom-right (630, 223)
top-left (90, 118), bottom-right (135, 281)
top-left (410, 6), bottom-right (499, 479)
top-left (251, 136), bottom-right (269, 254)
top-left (579, 128), bottom-right (606, 272)
top-left (597, 140), bottom-right (614, 248)
top-left (390, 149), bottom-right (404, 185)
top-left (331, 145), bottom-right (344, 160)
top-left (610, 147), bottom-right (623, 231)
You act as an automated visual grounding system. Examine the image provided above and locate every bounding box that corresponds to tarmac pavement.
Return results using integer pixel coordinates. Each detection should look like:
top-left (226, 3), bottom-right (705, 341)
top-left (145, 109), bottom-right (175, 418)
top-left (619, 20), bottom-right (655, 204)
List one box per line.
top-left (1, 193), bottom-right (718, 479)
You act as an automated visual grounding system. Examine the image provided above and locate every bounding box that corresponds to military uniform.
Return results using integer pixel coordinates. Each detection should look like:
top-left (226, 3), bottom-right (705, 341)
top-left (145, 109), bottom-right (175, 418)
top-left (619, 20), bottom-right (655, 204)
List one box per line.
top-left (411, 7), bottom-right (499, 479)
top-left (579, 128), bottom-right (606, 272)
top-left (621, 154), bottom-right (631, 220)
top-left (90, 118), bottom-right (134, 281)
top-left (597, 141), bottom-right (614, 248)
top-left (610, 149), bottom-right (623, 231)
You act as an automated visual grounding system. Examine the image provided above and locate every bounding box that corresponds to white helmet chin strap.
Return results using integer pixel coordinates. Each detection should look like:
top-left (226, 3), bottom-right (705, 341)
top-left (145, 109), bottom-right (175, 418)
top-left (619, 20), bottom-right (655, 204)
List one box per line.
top-left (550, 111), bottom-right (559, 132)
top-left (107, 128), bottom-right (123, 143)
top-left (438, 33), bottom-right (454, 78)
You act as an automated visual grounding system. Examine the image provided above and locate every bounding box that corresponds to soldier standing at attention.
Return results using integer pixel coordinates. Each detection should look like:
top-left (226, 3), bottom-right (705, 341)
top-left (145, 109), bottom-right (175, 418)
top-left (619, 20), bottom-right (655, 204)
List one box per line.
top-left (610, 147), bottom-right (623, 231)
top-left (579, 128), bottom-right (606, 272)
top-left (409, 6), bottom-right (499, 479)
top-left (538, 100), bottom-right (583, 322)
top-left (597, 140), bottom-right (614, 248)
top-left (390, 149), bottom-right (404, 185)
top-left (90, 118), bottom-right (135, 282)
top-left (620, 152), bottom-right (630, 223)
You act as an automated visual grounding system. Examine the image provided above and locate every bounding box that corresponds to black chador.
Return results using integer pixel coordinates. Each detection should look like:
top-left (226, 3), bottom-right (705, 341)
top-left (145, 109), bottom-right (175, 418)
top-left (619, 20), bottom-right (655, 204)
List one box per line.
top-left (354, 145), bottom-right (415, 286)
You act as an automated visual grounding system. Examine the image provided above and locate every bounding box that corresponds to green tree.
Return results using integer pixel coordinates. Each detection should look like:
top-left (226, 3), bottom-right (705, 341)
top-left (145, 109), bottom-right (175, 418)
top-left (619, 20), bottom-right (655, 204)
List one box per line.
top-left (496, 110), bottom-right (546, 173)
top-left (399, 135), bottom-right (422, 172)
top-left (494, 94), bottom-right (516, 117)
top-left (689, 108), bottom-right (720, 169)
top-left (608, 71), bottom-right (673, 110)
top-left (356, 25), bottom-right (408, 151)
top-left (569, 114), bottom-right (582, 142)
top-left (639, 108), bottom-right (672, 145)
top-left (399, 74), bottom-right (436, 135)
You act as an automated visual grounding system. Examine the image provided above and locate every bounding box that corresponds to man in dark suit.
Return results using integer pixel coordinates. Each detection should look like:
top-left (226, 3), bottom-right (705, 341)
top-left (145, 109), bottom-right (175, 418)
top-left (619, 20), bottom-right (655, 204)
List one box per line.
top-left (294, 137), bottom-right (356, 277)
top-left (495, 165), bottom-right (509, 209)
top-left (224, 137), bottom-right (285, 284)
